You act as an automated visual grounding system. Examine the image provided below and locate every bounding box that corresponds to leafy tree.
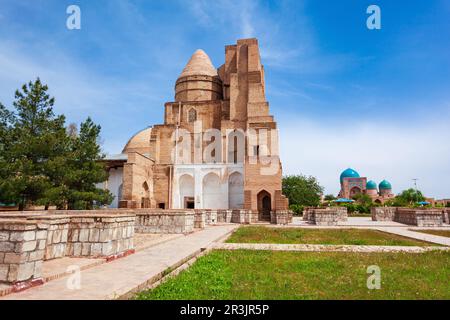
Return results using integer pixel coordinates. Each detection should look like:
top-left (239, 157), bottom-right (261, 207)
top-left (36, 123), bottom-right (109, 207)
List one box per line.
top-left (352, 193), bottom-right (373, 206)
top-left (396, 188), bottom-right (425, 206)
top-left (0, 79), bottom-right (67, 209)
top-left (0, 78), bottom-right (112, 210)
top-left (324, 194), bottom-right (336, 201)
top-left (282, 174), bottom-right (324, 207)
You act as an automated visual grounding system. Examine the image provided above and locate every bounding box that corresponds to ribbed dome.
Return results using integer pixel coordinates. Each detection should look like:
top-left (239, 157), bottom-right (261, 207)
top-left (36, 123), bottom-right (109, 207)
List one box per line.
top-left (179, 49), bottom-right (218, 78)
top-left (340, 168), bottom-right (360, 183)
top-left (379, 180), bottom-right (392, 190)
top-left (366, 180), bottom-right (377, 190)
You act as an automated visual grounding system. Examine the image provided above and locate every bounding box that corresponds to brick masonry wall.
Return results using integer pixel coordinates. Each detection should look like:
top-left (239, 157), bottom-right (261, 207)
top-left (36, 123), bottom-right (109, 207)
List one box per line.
top-left (135, 211), bottom-right (195, 233)
top-left (443, 209), bottom-right (450, 224)
top-left (66, 215), bottom-right (135, 258)
top-left (395, 208), bottom-right (443, 227)
top-left (217, 210), bottom-right (233, 223)
top-left (0, 220), bottom-right (48, 284)
top-left (371, 207), bottom-right (397, 221)
top-left (270, 210), bottom-right (293, 225)
top-left (307, 207), bottom-right (348, 226)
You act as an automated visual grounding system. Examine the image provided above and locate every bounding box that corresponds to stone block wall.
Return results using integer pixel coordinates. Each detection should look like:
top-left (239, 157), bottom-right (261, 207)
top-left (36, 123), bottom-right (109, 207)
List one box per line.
top-left (270, 210), bottom-right (293, 225)
top-left (66, 215), bottom-right (135, 258)
top-left (0, 220), bottom-right (48, 284)
top-left (217, 210), bottom-right (232, 223)
top-left (371, 207), bottom-right (396, 221)
top-left (231, 210), bottom-right (258, 224)
top-left (194, 211), bottom-right (205, 229)
top-left (443, 209), bottom-right (450, 224)
top-left (396, 208), bottom-right (443, 227)
top-left (135, 210), bottom-right (195, 233)
top-left (304, 207), bottom-right (347, 225)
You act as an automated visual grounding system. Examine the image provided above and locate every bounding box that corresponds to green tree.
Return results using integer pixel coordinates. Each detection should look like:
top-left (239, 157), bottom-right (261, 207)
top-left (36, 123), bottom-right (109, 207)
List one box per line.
top-left (0, 79), bottom-right (67, 209)
top-left (282, 174), bottom-right (324, 207)
top-left (396, 188), bottom-right (425, 206)
top-left (324, 194), bottom-right (336, 201)
top-left (352, 193), bottom-right (373, 206)
top-left (0, 78), bottom-right (112, 210)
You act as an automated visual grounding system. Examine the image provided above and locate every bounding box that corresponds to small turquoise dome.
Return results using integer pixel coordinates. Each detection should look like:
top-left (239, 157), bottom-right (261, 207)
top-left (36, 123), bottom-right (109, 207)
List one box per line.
top-left (366, 180), bottom-right (377, 190)
top-left (340, 168), bottom-right (360, 183)
top-left (379, 180), bottom-right (392, 190)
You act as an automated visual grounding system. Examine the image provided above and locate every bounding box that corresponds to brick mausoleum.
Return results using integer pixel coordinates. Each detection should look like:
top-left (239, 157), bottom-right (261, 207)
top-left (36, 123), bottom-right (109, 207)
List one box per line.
top-left (99, 38), bottom-right (289, 219)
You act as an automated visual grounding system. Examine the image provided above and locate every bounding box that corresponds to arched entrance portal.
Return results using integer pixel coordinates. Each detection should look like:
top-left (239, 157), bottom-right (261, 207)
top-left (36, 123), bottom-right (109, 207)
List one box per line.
top-left (349, 186), bottom-right (361, 198)
top-left (179, 174), bottom-right (195, 209)
top-left (257, 190), bottom-right (272, 221)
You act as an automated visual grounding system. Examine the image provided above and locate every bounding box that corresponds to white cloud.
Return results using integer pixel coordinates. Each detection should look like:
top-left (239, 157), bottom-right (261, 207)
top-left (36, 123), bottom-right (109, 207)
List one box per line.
top-left (280, 117), bottom-right (450, 199)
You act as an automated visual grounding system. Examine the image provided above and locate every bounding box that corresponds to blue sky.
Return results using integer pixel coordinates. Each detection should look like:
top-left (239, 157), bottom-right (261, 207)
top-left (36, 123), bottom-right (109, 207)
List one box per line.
top-left (0, 0), bottom-right (449, 198)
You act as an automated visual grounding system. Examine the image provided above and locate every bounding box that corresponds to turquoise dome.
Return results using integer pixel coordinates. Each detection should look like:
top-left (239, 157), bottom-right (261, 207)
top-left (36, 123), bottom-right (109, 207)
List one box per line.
top-left (340, 168), bottom-right (360, 183)
top-left (366, 180), bottom-right (377, 190)
top-left (379, 180), bottom-right (392, 190)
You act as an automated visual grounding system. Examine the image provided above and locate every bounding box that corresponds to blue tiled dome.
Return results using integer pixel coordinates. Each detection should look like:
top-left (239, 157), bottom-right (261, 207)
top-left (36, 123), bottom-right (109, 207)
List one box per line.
top-left (340, 168), bottom-right (360, 183)
top-left (366, 180), bottom-right (377, 190)
top-left (379, 180), bottom-right (392, 190)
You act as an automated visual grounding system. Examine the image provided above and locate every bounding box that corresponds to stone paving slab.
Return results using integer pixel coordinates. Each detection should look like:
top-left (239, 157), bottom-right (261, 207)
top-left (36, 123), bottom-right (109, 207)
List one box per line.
top-left (0, 224), bottom-right (239, 300)
top-left (213, 243), bottom-right (449, 253)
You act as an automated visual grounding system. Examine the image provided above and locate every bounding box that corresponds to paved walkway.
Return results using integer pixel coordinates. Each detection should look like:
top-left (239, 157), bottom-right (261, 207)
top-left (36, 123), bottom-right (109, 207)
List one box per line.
top-left (214, 243), bottom-right (448, 253)
top-left (374, 227), bottom-right (450, 246)
top-left (1, 224), bottom-right (238, 300)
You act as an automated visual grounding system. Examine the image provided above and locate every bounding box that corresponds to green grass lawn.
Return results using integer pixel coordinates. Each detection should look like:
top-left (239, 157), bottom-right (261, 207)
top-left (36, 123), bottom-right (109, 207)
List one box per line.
top-left (412, 229), bottom-right (450, 238)
top-left (225, 226), bottom-right (435, 246)
top-left (136, 250), bottom-right (450, 300)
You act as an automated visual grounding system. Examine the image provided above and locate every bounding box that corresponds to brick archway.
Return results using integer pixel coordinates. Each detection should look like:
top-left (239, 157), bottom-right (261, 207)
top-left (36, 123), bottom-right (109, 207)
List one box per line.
top-left (257, 190), bottom-right (271, 221)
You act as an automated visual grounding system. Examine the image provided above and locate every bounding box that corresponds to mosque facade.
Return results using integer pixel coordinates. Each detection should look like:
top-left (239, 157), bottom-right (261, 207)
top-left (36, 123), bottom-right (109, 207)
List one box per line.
top-left (338, 168), bottom-right (394, 203)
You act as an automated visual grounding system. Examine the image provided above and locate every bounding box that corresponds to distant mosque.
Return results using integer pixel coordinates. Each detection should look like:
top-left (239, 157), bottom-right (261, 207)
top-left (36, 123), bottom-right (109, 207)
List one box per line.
top-left (338, 168), bottom-right (394, 204)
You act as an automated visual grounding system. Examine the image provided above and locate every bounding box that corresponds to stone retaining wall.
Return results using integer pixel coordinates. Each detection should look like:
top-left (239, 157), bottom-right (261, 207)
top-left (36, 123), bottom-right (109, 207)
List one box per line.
top-left (371, 207), bottom-right (444, 226)
top-left (0, 220), bottom-right (48, 284)
top-left (396, 208), bottom-right (442, 227)
top-left (371, 207), bottom-right (397, 221)
top-left (306, 207), bottom-right (348, 226)
top-left (0, 212), bottom-right (136, 285)
top-left (443, 209), bottom-right (450, 224)
top-left (135, 210), bottom-right (194, 234)
top-left (217, 210), bottom-right (233, 223)
top-left (66, 215), bottom-right (134, 258)
top-left (231, 210), bottom-right (259, 224)
top-left (270, 210), bottom-right (293, 225)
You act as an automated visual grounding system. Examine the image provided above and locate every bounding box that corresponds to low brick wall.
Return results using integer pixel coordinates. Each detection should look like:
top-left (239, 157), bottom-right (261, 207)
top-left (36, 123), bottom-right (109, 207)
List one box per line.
top-left (135, 210), bottom-right (195, 234)
top-left (304, 207), bottom-right (347, 225)
top-left (194, 211), bottom-right (205, 229)
top-left (217, 210), bottom-right (232, 223)
top-left (371, 207), bottom-right (396, 221)
top-left (270, 210), bottom-right (293, 225)
top-left (443, 209), bottom-right (450, 224)
top-left (0, 220), bottom-right (48, 284)
top-left (231, 210), bottom-right (259, 224)
top-left (396, 208), bottom-right (443, 227)
top-left (306, 207), bottom-right (348, 226)
top-left (66, 215), bottom-right (134, 258)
